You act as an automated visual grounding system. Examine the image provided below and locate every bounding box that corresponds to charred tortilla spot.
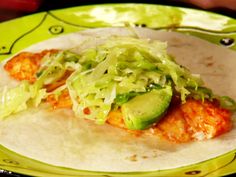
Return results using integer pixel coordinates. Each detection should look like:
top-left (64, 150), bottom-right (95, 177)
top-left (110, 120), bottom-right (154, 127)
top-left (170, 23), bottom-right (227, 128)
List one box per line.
top-left (141, 155), bottom-right (148, 159)
top-left (126, 154), bottom-right (138, 162)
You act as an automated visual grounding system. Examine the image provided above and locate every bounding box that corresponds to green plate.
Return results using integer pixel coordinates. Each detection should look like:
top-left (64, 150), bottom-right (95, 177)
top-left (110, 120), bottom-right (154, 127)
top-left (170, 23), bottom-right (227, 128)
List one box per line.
top-left (0, 3), bottom-right (236, 177)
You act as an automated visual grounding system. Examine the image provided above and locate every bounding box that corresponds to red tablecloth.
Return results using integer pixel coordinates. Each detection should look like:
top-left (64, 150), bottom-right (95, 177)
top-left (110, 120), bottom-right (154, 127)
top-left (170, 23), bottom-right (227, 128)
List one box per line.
top-left (0, 0), bottom-right (42, 21)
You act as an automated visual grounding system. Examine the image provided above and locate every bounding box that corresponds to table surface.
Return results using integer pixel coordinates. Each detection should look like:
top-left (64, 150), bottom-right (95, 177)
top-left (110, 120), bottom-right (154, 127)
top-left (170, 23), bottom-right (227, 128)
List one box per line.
top-left (0, 0), bottom-right (235, 177)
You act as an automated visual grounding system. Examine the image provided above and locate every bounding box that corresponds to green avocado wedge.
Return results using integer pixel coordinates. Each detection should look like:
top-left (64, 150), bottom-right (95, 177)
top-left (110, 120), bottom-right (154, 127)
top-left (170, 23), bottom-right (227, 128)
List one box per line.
top-left (121, 86), bottom-right (172, 130)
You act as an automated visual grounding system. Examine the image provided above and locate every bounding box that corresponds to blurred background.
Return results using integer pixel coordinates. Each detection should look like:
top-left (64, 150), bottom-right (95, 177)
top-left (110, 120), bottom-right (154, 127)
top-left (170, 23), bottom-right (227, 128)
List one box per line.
top-left (0, 0), bottom-right (236, 22)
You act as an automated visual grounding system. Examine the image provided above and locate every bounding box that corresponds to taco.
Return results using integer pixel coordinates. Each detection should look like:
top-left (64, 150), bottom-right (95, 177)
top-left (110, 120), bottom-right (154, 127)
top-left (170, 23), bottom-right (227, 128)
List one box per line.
top-left (0, 27), bottom-right (236, 172)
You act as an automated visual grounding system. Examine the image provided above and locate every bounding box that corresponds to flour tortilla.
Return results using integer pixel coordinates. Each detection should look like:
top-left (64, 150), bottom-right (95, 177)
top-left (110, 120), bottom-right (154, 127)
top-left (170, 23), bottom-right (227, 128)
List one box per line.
top-left (0, 27), bottom-right (236, 172)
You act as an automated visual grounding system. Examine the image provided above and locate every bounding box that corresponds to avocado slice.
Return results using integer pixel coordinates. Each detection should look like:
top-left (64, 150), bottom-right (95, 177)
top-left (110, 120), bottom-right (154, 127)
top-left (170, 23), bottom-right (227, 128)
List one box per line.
top-left (121, 86), bottom-right (172, 130)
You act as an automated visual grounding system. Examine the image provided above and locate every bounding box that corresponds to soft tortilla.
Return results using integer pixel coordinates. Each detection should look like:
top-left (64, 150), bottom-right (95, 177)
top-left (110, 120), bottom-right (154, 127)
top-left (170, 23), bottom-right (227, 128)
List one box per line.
top-left (0, 27), bottom-right (236, 172)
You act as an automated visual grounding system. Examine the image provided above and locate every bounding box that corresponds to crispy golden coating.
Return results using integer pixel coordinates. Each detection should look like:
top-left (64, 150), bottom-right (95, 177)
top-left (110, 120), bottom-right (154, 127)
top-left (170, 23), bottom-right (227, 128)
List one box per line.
top-left (148, 99), bottom-right (232, 143)
top-left (4, 50), bottom-right (58, 83)
top-left (46, 89), bottom-right (72, 109)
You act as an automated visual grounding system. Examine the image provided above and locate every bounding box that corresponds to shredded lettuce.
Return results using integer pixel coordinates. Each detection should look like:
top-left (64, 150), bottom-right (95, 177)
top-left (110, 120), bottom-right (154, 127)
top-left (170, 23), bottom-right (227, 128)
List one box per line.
top-left (0, 81), bottom-right (47, 119)
top-left (1, 36), bottom-right (235, 122)
top-left (65, 36), bottom-right (204, 123)
top-left (0, 51), bottom-right (79, 119)
top-left (0, 82), bottom-right (30, 118)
